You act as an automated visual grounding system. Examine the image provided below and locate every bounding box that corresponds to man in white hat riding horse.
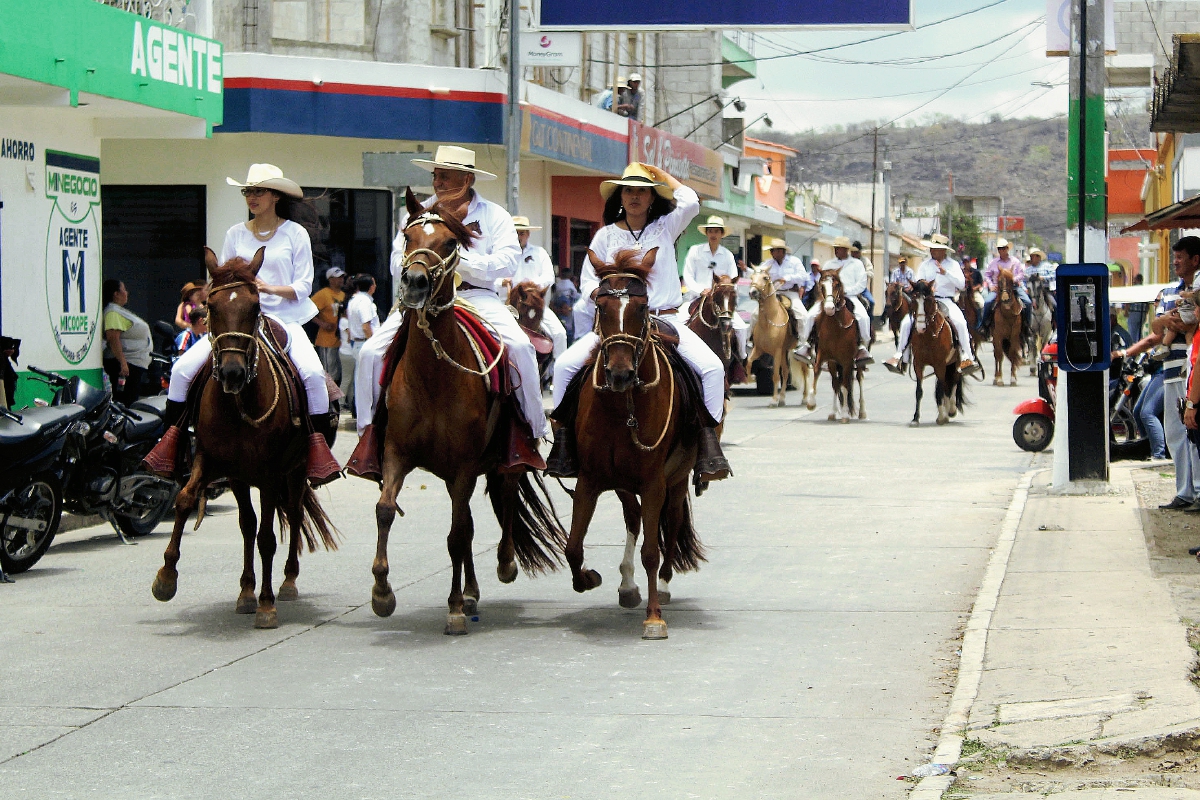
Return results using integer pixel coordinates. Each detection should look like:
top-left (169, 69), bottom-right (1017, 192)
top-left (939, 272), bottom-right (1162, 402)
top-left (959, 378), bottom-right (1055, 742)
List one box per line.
top-left (755, 237), bottom-right (811, 347)
top-left (499, 216), bottom-right (568, 357)
top-left (796, 236), bottom-right (873, 365)
top-left (354, 145), bottom-right (548, 466)
top-left (684, 216), bottom-right (748, 359)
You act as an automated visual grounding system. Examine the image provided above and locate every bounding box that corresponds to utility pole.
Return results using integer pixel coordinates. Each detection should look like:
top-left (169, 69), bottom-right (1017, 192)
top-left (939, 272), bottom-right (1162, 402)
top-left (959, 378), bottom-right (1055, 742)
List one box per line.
top-left (504, 0), bottom-right (521, 214)
top-left (881, 151), bottom-right (892, 274)
top-left (869, 127), bottom-right (878, 267)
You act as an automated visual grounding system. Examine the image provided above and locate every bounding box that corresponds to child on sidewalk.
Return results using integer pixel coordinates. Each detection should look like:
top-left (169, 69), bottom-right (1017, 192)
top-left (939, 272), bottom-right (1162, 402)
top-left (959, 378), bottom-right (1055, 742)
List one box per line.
top-left (173, 307), bottom-right (207, 358)
top-left (1152, 275), bottom-right (1200, 359)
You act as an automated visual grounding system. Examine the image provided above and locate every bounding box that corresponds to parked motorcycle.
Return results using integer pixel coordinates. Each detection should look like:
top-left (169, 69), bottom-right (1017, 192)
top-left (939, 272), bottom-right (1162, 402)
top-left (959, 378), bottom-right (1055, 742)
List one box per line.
top-left (0, 401), bottom-right (86, 577)
top-left (26, 366), bottom-right (178, 542)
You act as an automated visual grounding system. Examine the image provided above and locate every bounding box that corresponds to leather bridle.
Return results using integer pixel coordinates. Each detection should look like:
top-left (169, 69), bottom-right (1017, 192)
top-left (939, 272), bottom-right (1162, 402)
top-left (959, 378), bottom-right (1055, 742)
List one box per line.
top-left (592, 272), bottom-right (656, 390)
top-left (207, 280), bottom-right (260, 383)
top-left (398, 211), bottom-right (462, 317)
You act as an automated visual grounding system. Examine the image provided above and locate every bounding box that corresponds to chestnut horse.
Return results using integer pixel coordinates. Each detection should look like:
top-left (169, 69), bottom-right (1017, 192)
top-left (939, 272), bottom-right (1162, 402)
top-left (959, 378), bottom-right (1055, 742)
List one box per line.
top-left (364, 191), bottom-right (566, 635)
top-left (814, 269), bottom-right (866, 423)
top-left (564, 247), bottom-right (706, 640)
top-left (747, 268), bottom-right (808, 409)
top-left (908, 280), bottom-right (966, 426)
top-left (992, 268), bottom-right (1023, 386)
top-left (508, 280), bottom-right (553, 389)
top-left (884, 282), bottom-right (910, 348)
top-left (687, 275), bottom-right (741, 393)
top-left (152, 248), bottom-right (338, 629)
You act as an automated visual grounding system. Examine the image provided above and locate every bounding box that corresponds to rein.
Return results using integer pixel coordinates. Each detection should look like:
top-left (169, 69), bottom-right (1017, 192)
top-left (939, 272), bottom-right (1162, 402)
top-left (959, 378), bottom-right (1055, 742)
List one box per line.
top-left (206, 281), bottom-right (287, 427)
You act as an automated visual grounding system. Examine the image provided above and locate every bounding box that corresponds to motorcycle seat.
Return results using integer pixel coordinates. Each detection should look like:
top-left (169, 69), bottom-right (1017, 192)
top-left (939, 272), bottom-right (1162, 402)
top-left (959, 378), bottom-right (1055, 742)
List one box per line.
top-left (129, 395), bottom-right (169, 417)
top-left (122, 410), bottom-right (162, 443)
top-left (0, 404), bottom-right (86, 447)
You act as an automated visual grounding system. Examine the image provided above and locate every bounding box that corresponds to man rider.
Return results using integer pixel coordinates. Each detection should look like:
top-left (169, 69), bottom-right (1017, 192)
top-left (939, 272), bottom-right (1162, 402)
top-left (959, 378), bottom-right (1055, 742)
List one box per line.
top-left (796, 236), bottom-right (873, 366)
top-left (980, 238), bottom-right (1032, 333)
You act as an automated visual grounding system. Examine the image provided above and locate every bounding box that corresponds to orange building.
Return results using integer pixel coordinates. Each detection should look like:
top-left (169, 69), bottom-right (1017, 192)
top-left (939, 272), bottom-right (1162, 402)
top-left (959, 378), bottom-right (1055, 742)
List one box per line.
top-left (744, 136), bottom-right (797, 214)
top-left (1107, 147), bottom-right (1156, 285)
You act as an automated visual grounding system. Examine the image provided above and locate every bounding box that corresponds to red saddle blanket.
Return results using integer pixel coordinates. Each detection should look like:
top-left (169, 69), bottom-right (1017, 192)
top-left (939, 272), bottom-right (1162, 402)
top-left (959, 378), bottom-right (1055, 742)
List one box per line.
top-left (380, 306), bottom-right (510, 397)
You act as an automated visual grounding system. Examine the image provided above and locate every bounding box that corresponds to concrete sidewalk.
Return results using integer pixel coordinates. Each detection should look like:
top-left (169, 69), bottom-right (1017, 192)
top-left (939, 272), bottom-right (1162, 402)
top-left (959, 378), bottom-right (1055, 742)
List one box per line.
top-left (914, 462), bottom-right (1200, 798)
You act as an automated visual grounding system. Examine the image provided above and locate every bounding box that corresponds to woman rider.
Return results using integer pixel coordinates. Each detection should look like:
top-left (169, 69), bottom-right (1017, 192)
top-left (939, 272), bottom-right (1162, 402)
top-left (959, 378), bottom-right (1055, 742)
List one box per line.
top-left (545, 162), bottom-right (731, 484)
top-left (143, 163), bottom-right (338, 485)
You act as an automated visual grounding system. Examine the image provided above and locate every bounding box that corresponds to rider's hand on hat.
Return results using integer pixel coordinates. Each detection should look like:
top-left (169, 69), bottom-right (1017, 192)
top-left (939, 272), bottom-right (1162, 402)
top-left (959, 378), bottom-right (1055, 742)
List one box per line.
top-left (638, 163), bottom-right (682, 191)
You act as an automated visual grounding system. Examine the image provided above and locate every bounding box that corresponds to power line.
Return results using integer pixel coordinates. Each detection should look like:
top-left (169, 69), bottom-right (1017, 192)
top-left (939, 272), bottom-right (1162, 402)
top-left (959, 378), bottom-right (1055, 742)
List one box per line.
top-left (794, 18), bottom-right (1044, 67)
top-left (791, 114), bottom-right (1068, 160)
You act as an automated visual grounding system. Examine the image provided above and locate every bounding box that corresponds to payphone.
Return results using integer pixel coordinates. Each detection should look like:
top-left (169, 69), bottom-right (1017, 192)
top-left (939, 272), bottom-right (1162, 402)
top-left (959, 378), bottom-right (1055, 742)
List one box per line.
top-left (1055, 263), bottom-right (1110, 372)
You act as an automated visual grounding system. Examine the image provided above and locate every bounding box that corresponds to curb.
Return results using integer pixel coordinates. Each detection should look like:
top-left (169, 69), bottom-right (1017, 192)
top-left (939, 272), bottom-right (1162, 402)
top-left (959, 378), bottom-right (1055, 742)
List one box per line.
top-left (908, 468), bottom-right (1040, 798)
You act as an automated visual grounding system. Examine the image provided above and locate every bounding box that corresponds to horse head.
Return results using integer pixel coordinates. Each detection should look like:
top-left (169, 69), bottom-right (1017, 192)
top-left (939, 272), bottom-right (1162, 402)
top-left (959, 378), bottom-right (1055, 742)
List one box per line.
top-left (910, 279), bottom-right (935, 333)
top-left (748, 268), bottom-right (773, 302)
top-left (819, 268), bottom-right (845, 316)
top-left (508, 280), bottom-right (549, 332)
top-left (398, 187), bottom-right (477, 313)
top-left (589, 246), bottom-right (658, 393)
top-left (204, 245), bottom-right (265, 395)
top-left (710, 274), bottom-right (738, 336)
top-left (997, 268), bottom-right (1014, 302)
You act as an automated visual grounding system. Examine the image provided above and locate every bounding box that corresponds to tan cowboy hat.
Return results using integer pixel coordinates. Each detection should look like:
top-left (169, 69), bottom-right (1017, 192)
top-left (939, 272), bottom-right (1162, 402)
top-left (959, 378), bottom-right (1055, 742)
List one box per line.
top-left (996, 237), bottom-right (1011, 249)
top-left (1028, 247), bottom-right (1045, 257)
top-left (512, 216), bottom-right (542, 231)
top-left (763, 237), bottom-right (791, 253)
top-left (410, 145), bottom-right (498, 181)
top-left (225, 163), bottom-right (304, 199)
top-left (600, 163), bottom-right (674, 201)
top-left (697, 215), bottom-right (726, 234)
top-left (832, 236), bottom-right (853, 250)
top-left (921, 233), bottom-right (951, 251)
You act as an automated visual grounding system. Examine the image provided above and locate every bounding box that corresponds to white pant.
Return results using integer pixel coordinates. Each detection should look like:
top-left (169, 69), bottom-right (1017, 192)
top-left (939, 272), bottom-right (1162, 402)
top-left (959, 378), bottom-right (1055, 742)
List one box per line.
top-left (355, 290), bottom-right (549, 438)
top-left (168, 318), bottom-right (329, 414)
top-left (799, 294), bottom-right (867, 345)
top-left (540, 308), bottom-right (568, 357)
top-left (689, 293), bottom-right (749, 360)
top-left (551, 312), bottom-right (726, 423)
top-left (895, 298), bottom-right (973, 360)
top-left (572, 296), bottom-right (596, 340)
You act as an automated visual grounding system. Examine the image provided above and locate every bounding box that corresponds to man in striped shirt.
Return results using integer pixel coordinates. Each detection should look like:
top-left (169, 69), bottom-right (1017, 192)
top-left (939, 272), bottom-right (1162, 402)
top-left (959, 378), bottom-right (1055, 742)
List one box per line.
top-left (1117, 236), bottom-right (1200, 512)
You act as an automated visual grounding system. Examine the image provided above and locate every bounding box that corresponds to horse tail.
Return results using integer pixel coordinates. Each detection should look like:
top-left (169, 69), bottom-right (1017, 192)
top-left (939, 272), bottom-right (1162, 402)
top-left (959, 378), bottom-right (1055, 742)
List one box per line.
top-left (659, 487), bottom-right (706, 573)
top-left (277, 485), bottom-right (340, 553)
top-left (485, 471), bottom-right (567, 574)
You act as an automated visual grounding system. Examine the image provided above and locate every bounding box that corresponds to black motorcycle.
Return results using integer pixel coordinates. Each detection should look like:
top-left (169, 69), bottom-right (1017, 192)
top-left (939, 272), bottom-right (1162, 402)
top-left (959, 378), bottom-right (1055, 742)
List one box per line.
top-left (1109, 351), bottom-right (1153, 460)
top-left (0, 401), bottom-right (86, 577)
top-left (25, 366), bottom-right (178, 542)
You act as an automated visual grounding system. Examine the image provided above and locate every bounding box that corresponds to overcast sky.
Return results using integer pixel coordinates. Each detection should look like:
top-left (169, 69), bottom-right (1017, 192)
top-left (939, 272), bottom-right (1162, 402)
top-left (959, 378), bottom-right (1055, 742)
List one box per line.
top-left (733, 0), bottom-right (1073, 134)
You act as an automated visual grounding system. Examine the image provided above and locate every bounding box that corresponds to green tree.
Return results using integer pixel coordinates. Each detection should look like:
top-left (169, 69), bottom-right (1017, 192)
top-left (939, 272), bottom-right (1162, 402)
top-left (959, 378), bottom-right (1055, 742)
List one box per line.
top-left (945, 209), bottom-right (988, 264)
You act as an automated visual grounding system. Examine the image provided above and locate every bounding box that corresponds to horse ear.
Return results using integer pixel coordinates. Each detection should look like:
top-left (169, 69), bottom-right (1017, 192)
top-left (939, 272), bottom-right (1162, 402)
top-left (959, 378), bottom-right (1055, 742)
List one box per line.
top-left (405, 187), bottom-right (422, 217)
top-left (641, 247), bottom-right (659, 270)
top-left (586, 249), bottom-right (605, 271)
top-left (712, 273), bottom-right (722, 288)
top-left (540, 284), bottom-right (551, 299)
top-left (249, 247), bottom-right (266, 276)
top-left (203, 247), bottom-right (219, 276)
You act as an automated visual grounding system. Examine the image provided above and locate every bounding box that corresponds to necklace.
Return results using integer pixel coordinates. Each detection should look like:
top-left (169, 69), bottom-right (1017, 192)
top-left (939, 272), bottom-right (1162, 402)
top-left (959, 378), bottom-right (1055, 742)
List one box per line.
top-left (252, 218), bottom-right (281, 242)
top-left (622, 220), bottom-right (647, 250)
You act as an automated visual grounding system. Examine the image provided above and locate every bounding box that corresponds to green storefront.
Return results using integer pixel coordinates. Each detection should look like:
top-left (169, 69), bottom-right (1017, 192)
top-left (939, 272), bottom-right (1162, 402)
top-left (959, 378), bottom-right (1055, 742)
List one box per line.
top-left (0, 0), bottom-right (221, 406)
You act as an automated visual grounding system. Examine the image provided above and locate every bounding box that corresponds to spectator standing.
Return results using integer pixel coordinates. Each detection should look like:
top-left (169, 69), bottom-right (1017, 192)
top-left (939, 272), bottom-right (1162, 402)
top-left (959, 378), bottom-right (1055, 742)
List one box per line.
top-left (102, 279), bottom-right (153, 404)
top-left (337, 301), bottom-right (357, 415)
top-left (0, 336), bottom-right (18, 408)
top-left (174, 281), bottom-right (207, 330)
top-left (617, 74), bottom-right (643, 119)
top-left (344, 273), bottom-right (379, 416)
top-left (311, 266), bottom-right (347, 384)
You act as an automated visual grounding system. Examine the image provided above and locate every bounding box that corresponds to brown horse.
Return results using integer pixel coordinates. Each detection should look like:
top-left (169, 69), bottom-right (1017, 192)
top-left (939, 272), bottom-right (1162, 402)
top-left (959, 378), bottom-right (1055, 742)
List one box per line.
top-left (508, 280), bottom-right (553, 389)
top-left (563, 247), bottom-right (706, 640)
top-left (687, 275), bottom-right (738, 392)
top-left (884, 282), bottom-right (910, 348)
top-left (151, 247), bottom-right (338, 629)
top-left (957, 283), bottom-right (986, 352)
top-left (992, 268), bottom-right (1023, 386)
top-left (747, 268), bottom-right (806, 408)
top-left (360, 190), bottom-right (566, 635)
top-left (907, 280), bottom-right (966, 426)
top-left (814, 269), bottom-right (866, 422)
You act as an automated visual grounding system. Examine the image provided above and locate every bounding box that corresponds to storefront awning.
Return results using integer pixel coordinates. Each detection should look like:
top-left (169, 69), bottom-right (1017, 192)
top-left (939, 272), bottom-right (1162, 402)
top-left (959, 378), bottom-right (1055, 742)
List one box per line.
top-left (1152, 34), bottom-right (1200, 133)
top-left (1120, 192), bottom-right (1200, 233)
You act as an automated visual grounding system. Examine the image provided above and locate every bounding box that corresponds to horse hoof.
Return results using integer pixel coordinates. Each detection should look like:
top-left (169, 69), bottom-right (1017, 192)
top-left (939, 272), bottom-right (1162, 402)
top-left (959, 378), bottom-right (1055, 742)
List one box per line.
top-left (151, 573), bottom-right (177, 602)
top-left (254, 609), bottom-right (279, 629)
top-left (444, 613), bottom-right (469, 636)
top-left (993, 378), bottom-right (1004, 386)
top-left (497, 560), bottom-right (518, 584)
top-left (1010, 379), bottom-right (1018, 387)
top-left (371, 587), bottom-right (397, 618)
top-left (659, 589), bottom-right (671, 605)
top-left (573, 569), bottom-right (603, 593)
top-left (277, 582), bottom-right (299, 602)
top-left (235, 594), bottom-right (257, 614)
top-left (642, 619), bottom-right (668, 640)
top-left (768, 400), bottom-right (779, 408)
top-left (937, 416), bottom-right (948, 426)
top-left (618, 587), bottom-right (642, 608)
top-left (806, 401), bottom-right (816, 411)
top-left (827, 413), bottom-right (837, 421)
top-left (909, 420), bottom-right (920, 428)
top-left (778, 397), bottom-right (786, 407)
top-left (839, 417), bottom-right (849, 425)
top-left (463, 596), bottom-right (479, 616)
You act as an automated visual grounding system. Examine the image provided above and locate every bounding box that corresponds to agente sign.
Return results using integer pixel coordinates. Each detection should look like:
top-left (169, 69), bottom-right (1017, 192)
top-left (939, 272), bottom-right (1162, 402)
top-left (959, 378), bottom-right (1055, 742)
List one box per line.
top-left (130, 20), bottom-right (222, 94)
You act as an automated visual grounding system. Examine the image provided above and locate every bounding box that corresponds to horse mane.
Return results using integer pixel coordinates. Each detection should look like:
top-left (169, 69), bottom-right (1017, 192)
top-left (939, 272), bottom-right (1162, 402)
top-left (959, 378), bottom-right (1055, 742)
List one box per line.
top-left (209, 258), bottom-right (260, 288)
top-left (508, 281), bottom-right (546, 312)
top-left (595, 249), bottom-right (653, 282)
top-left (997, 267), bottom-right (1014, 286)
top-left (418, 201), bottom-right (479, 250)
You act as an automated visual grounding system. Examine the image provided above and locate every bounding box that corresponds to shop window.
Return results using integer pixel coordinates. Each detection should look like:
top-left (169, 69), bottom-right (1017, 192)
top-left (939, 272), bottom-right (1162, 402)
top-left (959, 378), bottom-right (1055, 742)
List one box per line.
top-left (551, 216), bottom-right (598, 285)
top-left (304, 188), bottom-right (393, 320)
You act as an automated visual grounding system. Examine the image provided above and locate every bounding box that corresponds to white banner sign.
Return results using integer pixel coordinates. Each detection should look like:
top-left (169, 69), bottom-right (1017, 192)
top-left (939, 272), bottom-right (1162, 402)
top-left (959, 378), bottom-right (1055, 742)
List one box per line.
top-left (1047, 0), bottom-right (1117, 57)
top-left (520, 32), bottom-right (582, 67)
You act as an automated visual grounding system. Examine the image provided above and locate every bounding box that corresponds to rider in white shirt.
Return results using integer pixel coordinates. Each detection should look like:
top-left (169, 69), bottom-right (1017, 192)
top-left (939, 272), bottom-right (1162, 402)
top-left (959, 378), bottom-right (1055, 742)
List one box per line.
top-left (758, 237), bottom-right (811, 347)
top-left (352, 146), bottom-right (548, 468)
top-left (796, 236), bottom-right (873, 365)
top-left (684, 216), bottom-right (748, 358)
top-left (883, 234), bottom-right (980, 375)
top-left (497, 216), bottom-right (568, 357)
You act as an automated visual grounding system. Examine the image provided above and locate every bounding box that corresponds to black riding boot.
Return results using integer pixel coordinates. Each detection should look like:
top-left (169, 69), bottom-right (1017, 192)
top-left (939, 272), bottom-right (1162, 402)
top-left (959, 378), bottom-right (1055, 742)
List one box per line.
top-left (544, 424), bottom-right (579, 478)
top-left (694, 427), bottom-right (731, 485)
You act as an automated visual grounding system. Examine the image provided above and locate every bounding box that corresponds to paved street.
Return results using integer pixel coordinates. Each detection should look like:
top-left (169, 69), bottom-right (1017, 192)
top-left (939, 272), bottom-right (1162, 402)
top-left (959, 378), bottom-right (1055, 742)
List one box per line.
top-left (0, 346), bottom-right (1036, 799)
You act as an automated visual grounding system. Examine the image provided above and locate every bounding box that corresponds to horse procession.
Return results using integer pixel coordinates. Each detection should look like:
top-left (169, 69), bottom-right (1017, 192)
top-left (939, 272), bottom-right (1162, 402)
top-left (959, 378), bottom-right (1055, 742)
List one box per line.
top-left (128, 147), bottom-right (1057, 642)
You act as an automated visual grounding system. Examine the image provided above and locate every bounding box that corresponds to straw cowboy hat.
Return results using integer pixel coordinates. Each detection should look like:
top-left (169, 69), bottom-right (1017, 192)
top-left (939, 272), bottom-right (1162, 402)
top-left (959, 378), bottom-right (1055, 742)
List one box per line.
top-left (1028, 247), bottom-right (1045, 257)
top-left (920, 233), bottom-right (952, 251)
top-left (410, 145), bottom-right (498, 181)
top-left (832, 236), bottom-right (853, 250)
top-left (996, 237), bottom-right (1011, 249)
top-left (512, 216), bottom-right (542, 231)
top-left (600, 163), bottom-right (674, 201)
top-left (697, 215), bottom-right (726, 234)
top-left (225, 163), bottom-right (304, 199)
top-left (763, 237), bottom-right (791, 252)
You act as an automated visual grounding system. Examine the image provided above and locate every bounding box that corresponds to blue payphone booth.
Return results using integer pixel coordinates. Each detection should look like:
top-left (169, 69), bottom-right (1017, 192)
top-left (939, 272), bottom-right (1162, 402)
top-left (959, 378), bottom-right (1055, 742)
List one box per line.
top-left (1055, 263), bottom-right (1110, 372)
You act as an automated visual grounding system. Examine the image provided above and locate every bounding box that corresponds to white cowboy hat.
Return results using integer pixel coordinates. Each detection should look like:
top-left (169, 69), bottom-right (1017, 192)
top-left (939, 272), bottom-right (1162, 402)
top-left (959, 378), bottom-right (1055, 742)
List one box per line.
top-left (1028, 247), bottom-right (1045, 257)
top-left (832, 236), bottom-right (853, 250)
top-left (697, 215), bottom-right (727, 233)
top-left (600, 163), bottom-right (674, 201)
top-left (512, 216), bottom-right (542, 231)
top-left (921, 233), bottom-right (951, 251)
top-left (410, 145), bottom-right (498, 181)
top-left (996, 237), bottom-right (1011, 249)
top-left (763, 237), bottom-right (791, 252)
top-left (225, 163), bottom-right (304, 199)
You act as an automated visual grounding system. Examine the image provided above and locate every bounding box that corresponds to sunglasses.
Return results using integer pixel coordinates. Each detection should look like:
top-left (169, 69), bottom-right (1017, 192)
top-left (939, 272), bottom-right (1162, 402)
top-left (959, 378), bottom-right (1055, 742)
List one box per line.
top-left (240, 187), bottom-right (270, 197)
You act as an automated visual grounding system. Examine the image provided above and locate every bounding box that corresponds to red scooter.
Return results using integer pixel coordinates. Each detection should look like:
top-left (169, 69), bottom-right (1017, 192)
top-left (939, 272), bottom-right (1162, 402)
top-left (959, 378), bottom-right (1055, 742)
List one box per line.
top-left (1012, 339), bottom-right (1057, 452)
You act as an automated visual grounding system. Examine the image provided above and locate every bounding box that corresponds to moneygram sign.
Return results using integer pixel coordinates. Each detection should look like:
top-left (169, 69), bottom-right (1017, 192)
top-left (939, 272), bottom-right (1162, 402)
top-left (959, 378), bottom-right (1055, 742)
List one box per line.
top-left (629, 121), bottom-right (723, 200)
top-left (538, 0), bottom-right (912, 30)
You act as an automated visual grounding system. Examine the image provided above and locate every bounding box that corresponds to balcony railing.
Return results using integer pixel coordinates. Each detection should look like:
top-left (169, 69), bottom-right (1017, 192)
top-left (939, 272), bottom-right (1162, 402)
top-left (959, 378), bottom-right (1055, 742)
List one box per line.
top-left (94, 0), bottom-right (197, 30)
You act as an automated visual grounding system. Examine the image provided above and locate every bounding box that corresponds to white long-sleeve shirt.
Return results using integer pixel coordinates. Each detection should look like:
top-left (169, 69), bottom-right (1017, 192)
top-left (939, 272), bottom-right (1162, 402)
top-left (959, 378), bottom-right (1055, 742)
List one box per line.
top-left (683, 243), bottom-right (738, 298)
top-left (221, 220), bottom-right (317, 324)
top-left (390, 190), bottom-right (520, 296)
top-left (825, 256), bottom-right (868, 297)
top-left (498, 243), bottom-right (555, 296)
top-left (915, 256), bottom-right (966, 298)
top-left (763, 254), bottom-right (811, 293)
top-left (580, 185), bottom-right (701, 311)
